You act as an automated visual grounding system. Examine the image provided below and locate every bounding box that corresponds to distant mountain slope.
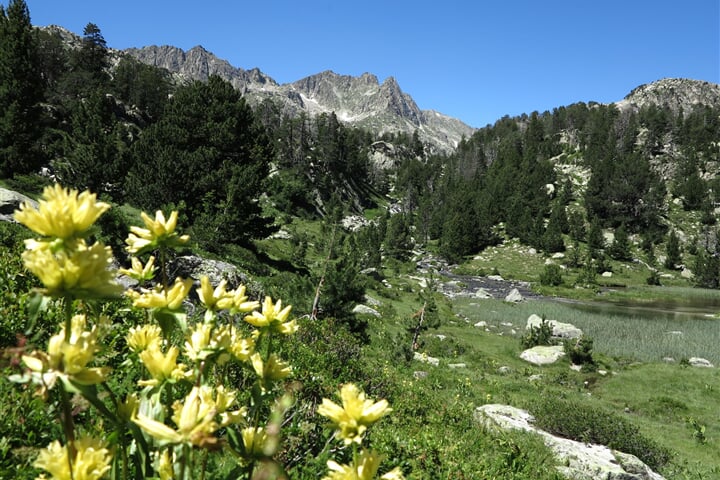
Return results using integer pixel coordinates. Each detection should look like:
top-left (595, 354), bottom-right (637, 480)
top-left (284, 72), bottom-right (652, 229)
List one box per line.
top-left (124, 45), bottom-right (476, 153)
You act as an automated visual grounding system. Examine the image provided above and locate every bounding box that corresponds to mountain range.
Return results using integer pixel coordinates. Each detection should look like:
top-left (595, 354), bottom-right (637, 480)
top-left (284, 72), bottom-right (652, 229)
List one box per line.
top-left (41, 27), bottom-right (720, 156)
top-left (124, 44), bottom-right (720, 155)
top-left (123, 44), bottom-right (476, 153)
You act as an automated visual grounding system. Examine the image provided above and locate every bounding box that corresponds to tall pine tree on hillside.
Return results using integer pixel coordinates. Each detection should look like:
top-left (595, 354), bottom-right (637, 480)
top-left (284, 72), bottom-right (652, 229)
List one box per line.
top-left (0, 0), bottom-right (43, 177)
top-left (126, 75), bottom-right (275, 249)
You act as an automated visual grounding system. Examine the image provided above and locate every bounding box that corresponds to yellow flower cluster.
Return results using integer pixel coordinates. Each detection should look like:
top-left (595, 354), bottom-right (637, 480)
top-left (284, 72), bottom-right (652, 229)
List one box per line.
top-left (324, 449), bottom-right (404, 480)
top-left (118, 255), bottom-right (157, 282)
top-left (318, 384), bottom-right (403, 479)
top-left (34, 435), bottom-right (111, 480)
top-left (127, 277), bottom-right (193, 311)
top-left (132, 384), bottom-right (246, 448)
top-left (22, 239), bottom-right (122, 299)
top-left (14, 184), bottom-right (109, 240)
top-left (125, 210), bottom-right (190, 254)
top-left (22, 314), bottom-right (109, 394)
top-left (244, 296), bottom-right (297, 335)
top-left (14, 184), bottom-right (121, 299)
top-left (318, 384), bottom-right (392, 445)
top-left (196, 276), bottom-right (260, 321)
top-left (184, 322), bottom-right (256, 363)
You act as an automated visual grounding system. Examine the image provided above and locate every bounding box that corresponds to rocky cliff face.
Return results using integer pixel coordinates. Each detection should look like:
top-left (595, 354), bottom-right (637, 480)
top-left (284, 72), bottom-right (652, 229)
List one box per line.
top-left (125, 46), bottom-right (475, 153)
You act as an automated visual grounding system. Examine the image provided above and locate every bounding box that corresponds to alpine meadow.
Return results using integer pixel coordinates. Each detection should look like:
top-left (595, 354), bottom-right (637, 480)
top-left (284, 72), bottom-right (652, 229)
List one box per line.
top-left (3, 1), bottom-right (720, 479)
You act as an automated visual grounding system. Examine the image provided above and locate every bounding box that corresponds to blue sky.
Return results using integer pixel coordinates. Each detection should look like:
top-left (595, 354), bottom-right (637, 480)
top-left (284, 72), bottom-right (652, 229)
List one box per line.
top-left (18, 0), bottom-right (720, 128)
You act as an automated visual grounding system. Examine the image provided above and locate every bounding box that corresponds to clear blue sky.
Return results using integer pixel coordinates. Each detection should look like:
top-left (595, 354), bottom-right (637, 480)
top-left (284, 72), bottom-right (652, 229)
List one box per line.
top-left (17, 0), bottom-right (720, 128)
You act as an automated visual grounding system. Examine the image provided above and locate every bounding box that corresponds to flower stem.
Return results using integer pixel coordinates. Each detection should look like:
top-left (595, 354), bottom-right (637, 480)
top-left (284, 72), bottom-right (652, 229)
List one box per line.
top-left (59, 382), bottom-right (77, 478)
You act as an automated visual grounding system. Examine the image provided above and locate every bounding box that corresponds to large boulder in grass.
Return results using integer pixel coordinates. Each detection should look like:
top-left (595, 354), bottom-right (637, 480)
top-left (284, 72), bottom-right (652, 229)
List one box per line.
top-left (0, 187), bottom-right (36, 222)
top-left (475, 404), bottom-right (665, 480)
top-left (520, 345), bottom-right (565, 365)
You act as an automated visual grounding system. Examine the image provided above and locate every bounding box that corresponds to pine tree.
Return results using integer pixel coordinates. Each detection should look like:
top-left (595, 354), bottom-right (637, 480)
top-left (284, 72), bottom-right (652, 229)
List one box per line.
top-left (0, 0), bottom-right (44, 176)
top-left (384, 214), bottom-right (414, 261)
top-left (608, 224), bottom-right (632, 261)
top-left (664, 230), bottom-right (682, 270)
top-left (126, 76), bottom-right (275, 248)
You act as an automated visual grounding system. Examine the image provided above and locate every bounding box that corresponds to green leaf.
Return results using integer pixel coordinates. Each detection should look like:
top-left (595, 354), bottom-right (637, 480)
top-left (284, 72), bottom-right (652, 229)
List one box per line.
top-left (25, 292), bottom-right (49, 335)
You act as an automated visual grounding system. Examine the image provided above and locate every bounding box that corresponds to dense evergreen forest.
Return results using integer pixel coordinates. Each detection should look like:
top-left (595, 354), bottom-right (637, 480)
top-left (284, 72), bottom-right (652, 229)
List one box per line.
top-left (2, 0), bottom-right (720, 278)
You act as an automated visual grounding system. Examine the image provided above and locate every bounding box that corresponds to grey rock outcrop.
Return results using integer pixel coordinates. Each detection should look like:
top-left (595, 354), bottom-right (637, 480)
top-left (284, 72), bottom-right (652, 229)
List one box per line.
top-left (475, 404), bottom-right (665, 480)
top-left (0, 187), bottom-right (36, 222)
top-left (168, 255), bottom-right (252, 291)
top-left (520, 345), bottom-right (565, 365)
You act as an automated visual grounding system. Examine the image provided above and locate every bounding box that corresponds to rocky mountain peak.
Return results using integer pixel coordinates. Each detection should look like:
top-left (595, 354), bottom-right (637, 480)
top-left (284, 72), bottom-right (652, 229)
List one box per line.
top-left (124, 45), bottom-right (474, 153)
top-left (615, 78), bottom-right (720, 115)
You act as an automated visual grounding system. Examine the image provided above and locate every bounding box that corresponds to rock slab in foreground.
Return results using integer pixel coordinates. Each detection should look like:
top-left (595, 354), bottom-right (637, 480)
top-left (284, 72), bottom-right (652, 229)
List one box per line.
top-left (475, 404), bottom-right (665, 480)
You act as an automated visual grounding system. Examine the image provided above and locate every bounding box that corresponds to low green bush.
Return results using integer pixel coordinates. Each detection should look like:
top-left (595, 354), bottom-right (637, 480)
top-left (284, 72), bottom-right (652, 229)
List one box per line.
top-left (529, 396), bottom-right (671, 470)
top-left (520, 317), bottom-right (555, 349)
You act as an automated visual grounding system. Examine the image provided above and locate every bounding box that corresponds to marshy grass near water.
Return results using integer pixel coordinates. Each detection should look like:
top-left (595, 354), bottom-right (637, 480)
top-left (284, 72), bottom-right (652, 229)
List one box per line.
top-left (454, 296), bottom-right (720, 365)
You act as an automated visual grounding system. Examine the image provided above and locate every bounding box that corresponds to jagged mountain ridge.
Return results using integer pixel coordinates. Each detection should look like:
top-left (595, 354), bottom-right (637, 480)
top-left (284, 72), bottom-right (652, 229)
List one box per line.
top-left (123, 45), bottom-right (475, 153)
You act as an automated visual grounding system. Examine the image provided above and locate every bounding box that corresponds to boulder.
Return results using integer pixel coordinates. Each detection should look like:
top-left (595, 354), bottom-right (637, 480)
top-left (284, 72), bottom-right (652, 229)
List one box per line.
top-left (520, 345), bottom-right (565, 365)
top-left (526, 314), bottom-right (583, 339)
top-left (448, 363), bottom-right (466, 369)
top-left (475, 404), bottom-right (665, 480)
top-left (0, 187), bottom-right (36, 222)
top-left (688, 357), bottom-right (714, 368)
top-left (413, 352), bottom-right (439, 366)
top-left (504, 288), bottom-right (523, 303)
top-left (474, 288), bottom-right (492, 299)
top-left (473, 321), bottom-right (487, 328)
top-left (352, 304), bottom-right (381, 318)
top-left (169, 255), bottom-right (252, 291)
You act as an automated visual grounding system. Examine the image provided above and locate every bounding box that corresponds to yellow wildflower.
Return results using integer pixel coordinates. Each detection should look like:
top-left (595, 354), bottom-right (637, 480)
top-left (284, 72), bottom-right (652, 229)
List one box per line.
top-left (229, 284), bottom-right (260, 313)
top-left (138, 346), bottom-right (184, 387)
top-left (14, 184), bottom-right (110, 240)
top-left (34, 435), bottom-right (112, 480)
top-left (132, 385), bottom-right (226, 448)
top-left (317, 384), bottom-right (391, 445)
top-left (323, 449), bottom-right (404, 480)
top-left (126, 324), bottom-right (163, 353)
top-left (229, 328), bottom-right (255, 362)
top-left (130, 277), bottom-right (193, 311)
top-left (241, 427), bottom-right (274, 459)
top-left (125, 210), bottom-right (190, 254)
top-left (21, 239), bottom-right (122, 299)
top-left (154, 450), bottom-right (173, 480)
top-left (119, 255), bottom-right (157, 282)
top-left (197, 276), bottom-right (232, 309)
top-left (251, 352), bottom-right (292, 382)
top-left (244, 296), bottom-right (297, 335)
top-left (184, 322), bottom-right (213, 361)
top-left (22, 315), bottom-right (109, 394)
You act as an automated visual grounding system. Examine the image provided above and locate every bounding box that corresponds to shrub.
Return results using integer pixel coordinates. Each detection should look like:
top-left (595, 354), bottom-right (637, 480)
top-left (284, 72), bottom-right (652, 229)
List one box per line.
top-left (520, 317), bottom-right (555, 349)
top-left (530, 396), bottom-right (671, 470)
top-left (563, 336), bottom-right (595, 368)
top-left (539, 264), bottom-right (563, 286)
